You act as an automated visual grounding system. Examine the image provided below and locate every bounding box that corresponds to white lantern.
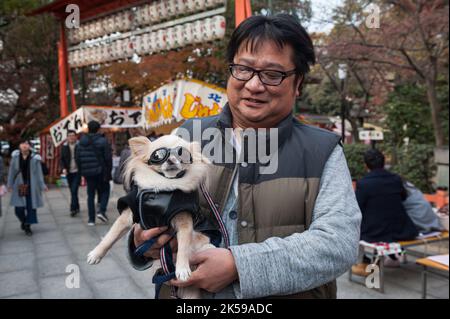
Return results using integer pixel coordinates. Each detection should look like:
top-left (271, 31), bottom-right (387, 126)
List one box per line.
top-left (94, 20), bottom-right (102, 38)
top-left (205, 0), bottom-right (216, 9)
top-left (194, 0), bottom-right (206, 11)
top-left (149, 2), bottom-right (159, 24)
top-left (156, 1), bottom-right (168, 20)
top-left (149, 32), bottom-right (157, 53)
top-left (155, 29), bottom-right (167, 51)
top-left (212, 15), bottom-right (226, 40)
top-left (167, 0), bottom-right (177, 17)
top-left (173, 25), bottom-right (185, 48)
top-left (182, 22), bottom-right (194, 45)
top-left (135, 35), bottom-right (144, 54)
top-left (166, 27), bottom-right (174, 49)
top-left (185, 0), bottom-right (196, 13)
top-left (192, 20), bottom-right (203, 43)
top-left (202, 18), bottom-right (214, 41)
top-left (175, 0), bottom-right (186, 14)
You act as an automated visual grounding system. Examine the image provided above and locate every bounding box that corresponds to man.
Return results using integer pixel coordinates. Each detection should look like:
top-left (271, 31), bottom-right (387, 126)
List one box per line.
top-left (60, 130), bottom-right (80, 217)
top-left (128, 14), bottom-right (361, 298)
top-left (356, 149), bottom-right (418, 243)
top-left (76, 121), bottom-right (112, 226)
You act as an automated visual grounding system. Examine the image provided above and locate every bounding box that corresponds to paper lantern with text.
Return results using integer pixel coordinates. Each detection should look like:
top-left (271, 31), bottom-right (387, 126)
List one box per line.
top-left (156, 1), bottom-right (168, 20)
top-left (166, 0), bottom-right (177, 17)
top-left (94, 20), bottom-right (102, 38)
top-left (192, 20), bottom-right (203, 43)
top-left (202, 18), bottom-right (213, 41)
top-left (149, 2), bottom-right (159, 24)
top-left (166, 27), bottom-right (176, 49)
top-left (175, 0), bottom-right (186, 15)
top-left (185, 0), bottom-right (196, 13)
top-left (182, 22), bottom-right (194, 45)
top-left (194, 0), bottom-right (206, 11)
top-left (173, 25), bottom-right (185, 48)
top-left (149, 32), bottom-right (157, 53)
top-left (211, 15), bottom-right (226, 40)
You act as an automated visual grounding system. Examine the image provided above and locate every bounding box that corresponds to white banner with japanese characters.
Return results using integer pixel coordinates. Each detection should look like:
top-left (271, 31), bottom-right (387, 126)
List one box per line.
top-left (49, 108), bottom-right (84, 147)
top-left (49, 106), bottom-right (142, 147)
top-left (142, 79), bottom-right (227, 129)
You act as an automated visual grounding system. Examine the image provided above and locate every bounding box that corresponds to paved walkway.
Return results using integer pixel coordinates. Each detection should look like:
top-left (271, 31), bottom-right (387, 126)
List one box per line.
top-left (0, 185), bottom-right (448, 299)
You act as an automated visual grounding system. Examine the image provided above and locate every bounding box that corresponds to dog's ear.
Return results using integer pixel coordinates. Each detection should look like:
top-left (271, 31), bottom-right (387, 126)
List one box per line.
top-left (129, 136), bottom-right (151, 158)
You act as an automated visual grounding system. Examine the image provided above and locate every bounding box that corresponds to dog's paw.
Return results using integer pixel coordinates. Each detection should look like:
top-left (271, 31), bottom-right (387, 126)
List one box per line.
top-left (86, 249), bottom-right (104, 265)
top-left (176, 265), bottom-right (192, 282)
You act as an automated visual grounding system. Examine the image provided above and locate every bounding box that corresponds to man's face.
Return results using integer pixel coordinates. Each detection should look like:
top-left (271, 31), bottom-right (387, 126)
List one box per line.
top-left (227, 40), bottom-right (302, 128)
top-left (19, 142), bottom-right (30, 153)
top-left (67, 133), bottom-right (77, 144)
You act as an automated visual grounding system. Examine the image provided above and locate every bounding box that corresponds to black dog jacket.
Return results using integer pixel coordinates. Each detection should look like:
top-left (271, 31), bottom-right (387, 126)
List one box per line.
top-left (117, 185), bottom-right (222, 246)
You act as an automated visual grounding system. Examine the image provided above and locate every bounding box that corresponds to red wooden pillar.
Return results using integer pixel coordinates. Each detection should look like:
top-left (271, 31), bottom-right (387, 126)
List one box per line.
top-left (235, 0), bottom-right (252, 27)
top-left (58, 21), bottom-right (69, 118)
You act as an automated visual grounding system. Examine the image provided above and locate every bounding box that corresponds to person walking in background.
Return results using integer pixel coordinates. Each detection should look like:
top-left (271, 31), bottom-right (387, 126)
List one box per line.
top-left (60, 130), bottom-right (81, 217)
top-left (7, 139), bottom-right (48, 236)
top-left (76, 121), bottom-right (112, 226)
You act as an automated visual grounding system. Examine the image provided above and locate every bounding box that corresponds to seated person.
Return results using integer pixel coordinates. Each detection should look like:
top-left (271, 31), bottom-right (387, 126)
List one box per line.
top-left (403, 181), bottom-right (443, 233)
top-left (356, 149), bottom-right (418, 243)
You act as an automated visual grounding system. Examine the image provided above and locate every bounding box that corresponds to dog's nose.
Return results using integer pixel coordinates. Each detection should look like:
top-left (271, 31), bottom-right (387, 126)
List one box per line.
top-left (167, 157), bottom-right (175, 165)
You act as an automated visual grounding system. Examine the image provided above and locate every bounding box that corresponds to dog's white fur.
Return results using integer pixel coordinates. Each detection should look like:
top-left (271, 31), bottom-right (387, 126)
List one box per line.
top-left (86, 135), bottom-right (213, 299)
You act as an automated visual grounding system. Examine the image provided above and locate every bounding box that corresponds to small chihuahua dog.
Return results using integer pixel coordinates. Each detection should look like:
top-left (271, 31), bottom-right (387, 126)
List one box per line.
top-left (86, 135), bottom-right (214, 298)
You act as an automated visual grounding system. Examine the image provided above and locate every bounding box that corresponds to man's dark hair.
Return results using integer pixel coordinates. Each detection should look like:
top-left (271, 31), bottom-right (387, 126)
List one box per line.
top-left (88, 120), bottom-right (101, 133)
top-left (226, 14), bottom-right (316, 84)
top-left (364, 149), bottom-right (385, 170)
top-left (67, 130), bottom-right (77, 135)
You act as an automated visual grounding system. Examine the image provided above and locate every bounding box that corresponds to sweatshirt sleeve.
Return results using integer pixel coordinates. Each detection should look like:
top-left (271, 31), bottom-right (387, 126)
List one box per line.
top-left (229, 145), bottom-right (362, 298)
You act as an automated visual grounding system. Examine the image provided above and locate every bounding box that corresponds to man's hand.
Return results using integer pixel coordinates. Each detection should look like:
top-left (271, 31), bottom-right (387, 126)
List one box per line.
top-left (133, 224), bottom-right (177, 259)
top-left (43, 185), bottom-right (49, 192)
top-left (170, 248), bottom-right (239, 293)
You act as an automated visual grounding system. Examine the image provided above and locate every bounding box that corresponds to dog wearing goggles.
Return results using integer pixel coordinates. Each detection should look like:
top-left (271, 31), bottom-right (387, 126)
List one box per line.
top-left (86, 135), bottom-right (215, 298)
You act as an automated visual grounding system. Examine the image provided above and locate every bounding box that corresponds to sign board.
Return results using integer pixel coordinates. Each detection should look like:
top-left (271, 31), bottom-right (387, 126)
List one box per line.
top-left (359, 130), bottom-right (384, 141)
top-left (49, 106), bottom-right (141, 147)
top-left (142, 79), bottom-right (227, 129)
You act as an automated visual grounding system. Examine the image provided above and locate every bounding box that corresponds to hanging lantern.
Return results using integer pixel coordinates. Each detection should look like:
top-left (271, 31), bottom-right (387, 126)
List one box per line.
top-left (211, 15), bottom-right (226, 40)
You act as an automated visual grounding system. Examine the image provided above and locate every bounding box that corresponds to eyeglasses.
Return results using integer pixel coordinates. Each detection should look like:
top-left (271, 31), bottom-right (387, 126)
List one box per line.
top-left (148, 147), bottom-right (193, 165)
top-left (229, 63), bottom-right (298, 86)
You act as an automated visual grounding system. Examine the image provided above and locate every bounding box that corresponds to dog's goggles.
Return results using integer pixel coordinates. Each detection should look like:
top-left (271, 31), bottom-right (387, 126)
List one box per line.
top-left (148, 146), bottom-right (193, 165)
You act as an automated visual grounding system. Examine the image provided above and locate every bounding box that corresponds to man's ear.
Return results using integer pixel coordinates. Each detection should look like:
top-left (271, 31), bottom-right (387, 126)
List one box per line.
top-left (129, 136), bottom-right (151, 157)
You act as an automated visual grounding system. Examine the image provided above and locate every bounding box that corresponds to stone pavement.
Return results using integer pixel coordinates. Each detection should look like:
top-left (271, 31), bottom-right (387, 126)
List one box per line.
top-left (0, 185), bottom-right (448, 299)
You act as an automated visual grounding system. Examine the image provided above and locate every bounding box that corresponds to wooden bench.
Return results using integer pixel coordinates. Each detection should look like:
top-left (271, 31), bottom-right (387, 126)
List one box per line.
top-left (416, 255), bottom-right (449, 299)
top-left (349, 231), bottom-right (449, 293)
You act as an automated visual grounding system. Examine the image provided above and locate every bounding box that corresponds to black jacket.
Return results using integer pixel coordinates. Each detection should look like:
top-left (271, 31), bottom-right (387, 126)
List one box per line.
top-left (60, 142), bottom-right (78, 172)
top-left (76, 133), bottom-right (112, 179)
top-left (118, 185), bottom-right (221, 244)
top-left (356, 169), bottom-right (418, 242)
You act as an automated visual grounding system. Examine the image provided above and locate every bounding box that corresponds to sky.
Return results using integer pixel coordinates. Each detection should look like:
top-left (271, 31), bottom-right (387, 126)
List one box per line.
top-left (307, 0), bottom-right (343, 33)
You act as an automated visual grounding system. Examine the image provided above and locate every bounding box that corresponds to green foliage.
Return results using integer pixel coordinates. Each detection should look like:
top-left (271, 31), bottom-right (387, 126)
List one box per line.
top-left (391, 143), bottom-right (437, 193)
top-left (343, 143), bottom-right (369, 180)
top-left (384, 84), bottom-right (436, 147)
top-left (384, 81), bottom-right (449, 150)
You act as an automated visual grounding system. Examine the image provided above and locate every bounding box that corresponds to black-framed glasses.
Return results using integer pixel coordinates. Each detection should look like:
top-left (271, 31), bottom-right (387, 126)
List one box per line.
top-left (229, 63), bottom-right (298, 86)
top-left (148, 147), bottom-right (192, 165)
